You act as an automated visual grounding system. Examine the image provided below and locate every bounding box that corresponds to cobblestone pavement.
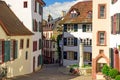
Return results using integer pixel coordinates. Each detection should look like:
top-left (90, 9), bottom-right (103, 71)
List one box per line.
top-left (7, 64), bottom-right (92, 80)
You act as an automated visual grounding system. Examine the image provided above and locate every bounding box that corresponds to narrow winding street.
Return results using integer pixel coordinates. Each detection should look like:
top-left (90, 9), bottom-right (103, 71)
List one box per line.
top-left (7, 64), bottom-right (92, 80)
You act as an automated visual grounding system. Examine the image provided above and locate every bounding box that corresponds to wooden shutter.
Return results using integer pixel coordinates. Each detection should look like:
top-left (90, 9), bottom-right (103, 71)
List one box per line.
top-left (63, 38), bottom-right (67, 46)
top-left (64, 24), bottom-right (67, 32)
top-left (4, 41), bottom-right (10, 62)
top-left (33, 19), bottom-right (35, 31)
top-left (14, 40), bottom-right (18, 59)
top-left (74, 52), bottom-right (77, 60)
top-left (0, 41), bottom-right (4, 63)
top-left (109, 48), bottom-right (114, 68)
top-left (74, 24), bottom-right (78, 32)
top-left (74, 38), bottom-right (77, 46)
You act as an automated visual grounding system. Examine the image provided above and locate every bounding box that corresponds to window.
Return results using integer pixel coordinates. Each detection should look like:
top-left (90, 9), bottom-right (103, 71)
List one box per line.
top-left (32, 19), bottom-right (37, 32)
top-left (97, 31), bottom-right (106, 46)
top-left (67, 24), bottom-right (74, 32)
top-left (33, 41), bottom-right (37, 52)
top-left (53, 43), bottom-right (55, 48)
top-left (64, 38), bottom-right (77, 46)
top-left (98, 4), bottom-right (106, 19)
top-left (87, 11), bottom-right (92, 18)
top-left (84, 52), bottom-right (91, 62)
top-left (20, 39), bottom-right (24, 49)
top-left (82, 24), bottom-right (92, 32)
top-left (23, 1), bottom-right (27, 8)
top-left (25, 51), bottom-right (28, 60)
top-left (112, 0), bottom-right (118, 4)
top-left (67, 38), bottom-right (74, 46)
top-left (64, 24), bottom-right (78, 32)
top-left (26, 39), bottom-right (29, 48)
top-left (63, 51), bottom-right (77, 60)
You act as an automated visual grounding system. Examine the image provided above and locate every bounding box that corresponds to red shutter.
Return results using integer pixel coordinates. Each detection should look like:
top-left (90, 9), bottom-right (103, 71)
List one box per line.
top-left (33, 41), bottom-right (37, 52)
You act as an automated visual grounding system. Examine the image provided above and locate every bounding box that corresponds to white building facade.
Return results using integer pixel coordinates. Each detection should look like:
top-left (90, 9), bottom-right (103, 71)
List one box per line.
top-left (92, 0), bottom-right (120, 79)
top-left (60, 1), bottom-right (92, 67)
top-left (3, 0), bottom-right (45, 72)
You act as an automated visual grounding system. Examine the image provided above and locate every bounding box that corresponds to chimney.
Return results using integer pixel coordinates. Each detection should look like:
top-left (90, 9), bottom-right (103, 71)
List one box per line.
top-left (62, 10), bottom-right (66, 17)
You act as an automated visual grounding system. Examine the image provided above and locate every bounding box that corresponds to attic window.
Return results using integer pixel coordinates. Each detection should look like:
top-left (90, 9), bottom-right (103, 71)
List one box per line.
top-left (70, 9), bottom-right (79, 18)
top-left (87, 11), bottom-right (92, 18)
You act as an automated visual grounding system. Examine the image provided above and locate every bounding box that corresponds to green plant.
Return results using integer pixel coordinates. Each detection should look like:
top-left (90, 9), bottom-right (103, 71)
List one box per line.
top-left (109, 68), bottom-right (118, 78)
top-left (102, 64), bottom-right (111, 76)
top-left (115, 75), bottom-right (120, 80)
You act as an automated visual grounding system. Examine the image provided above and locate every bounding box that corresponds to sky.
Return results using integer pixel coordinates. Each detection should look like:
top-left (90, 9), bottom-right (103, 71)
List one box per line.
top-left (43, 0), bottom-right (90, 20)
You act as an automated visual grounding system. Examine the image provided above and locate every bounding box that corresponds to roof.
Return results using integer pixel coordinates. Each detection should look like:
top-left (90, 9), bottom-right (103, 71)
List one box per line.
top-left (0, 1), bottom-right (33, 36)
top-left (37, 0), bottom-right (46, 6)
top-left (59, 1), bottom-right (92, 24)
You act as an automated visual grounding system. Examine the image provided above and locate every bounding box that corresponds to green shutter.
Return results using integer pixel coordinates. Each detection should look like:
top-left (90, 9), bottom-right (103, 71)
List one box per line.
top-left (109, 48), bottom-right (114, 68)
top-left (74, 38), bottom-right (77, 46)
top-left (14, 41), bottom-right (18, 59)
top-left (74, 24), bottom-right (78, 32)
top-left (82, 25), bottom-right (86, 32)
top-left (64, 24), bottom-right (67, 32)
top-left (63, 38), bottom-right (67, 46)
top-left (40, 55), bottom-right (42, 64)
top-left (4, 41), bottom-right (10, 62)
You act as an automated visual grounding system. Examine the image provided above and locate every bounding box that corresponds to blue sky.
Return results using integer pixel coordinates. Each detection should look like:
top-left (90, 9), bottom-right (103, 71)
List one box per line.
top-left (43, 0), bottom-right (86, 20)
top-left (44, 0), bottom-right (75, 6)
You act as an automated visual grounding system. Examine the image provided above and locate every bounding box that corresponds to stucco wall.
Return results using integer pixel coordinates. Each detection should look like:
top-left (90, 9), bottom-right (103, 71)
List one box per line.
top-left (0, 25), bottom-right (32, 77)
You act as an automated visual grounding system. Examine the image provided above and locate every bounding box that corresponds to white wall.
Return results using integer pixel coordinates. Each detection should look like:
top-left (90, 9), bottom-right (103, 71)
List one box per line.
top-left (110, 0), bottom-right (120, 16)
top-left (63, 24), bottom-right (92, 66)
top-left (110, 34), bottom-right (120, 48)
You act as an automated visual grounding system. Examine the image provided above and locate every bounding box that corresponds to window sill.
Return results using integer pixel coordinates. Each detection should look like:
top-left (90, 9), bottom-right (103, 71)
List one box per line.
top-left (97, 72), bottom-right (103, 75)
top-left (97, 44), bottom-right (107, 46)
top-left (64, 45), bottom-right (77, 47)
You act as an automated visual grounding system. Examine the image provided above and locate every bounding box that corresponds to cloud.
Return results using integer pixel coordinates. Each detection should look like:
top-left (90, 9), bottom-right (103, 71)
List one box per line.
top-left (43, 0), bottom-right (91, 20)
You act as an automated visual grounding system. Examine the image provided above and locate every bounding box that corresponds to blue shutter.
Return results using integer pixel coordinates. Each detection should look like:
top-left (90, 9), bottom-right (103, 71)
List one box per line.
top-left (74, 38), bottom-right (77, 46)
top-left (64, 24), bottom-right (67, 32)
top-left (63, 38), bottom-right (67, 46)
top-left (74, 24), bottom-right (78, 32)
top-left (14, 41), bottom-right (18, 59)
top-left (63, 51), bottom-right (67, 59)
top-left (4, 41), bottom-right (10, 62)
top-left (74, 52), bottom-right (77, 60)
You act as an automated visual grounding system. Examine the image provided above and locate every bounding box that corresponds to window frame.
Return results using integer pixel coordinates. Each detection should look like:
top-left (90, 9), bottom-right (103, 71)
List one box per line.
top-left (98, 4), bottom-right (106, 19)
top-left (26, 39), bottom-right (29, 48)
top-left (97, 31), bottom-right (107, 46)
top-left (20, 39), bottom-right (24, 49)
top-left (23, 1), bottom-right (28, 8)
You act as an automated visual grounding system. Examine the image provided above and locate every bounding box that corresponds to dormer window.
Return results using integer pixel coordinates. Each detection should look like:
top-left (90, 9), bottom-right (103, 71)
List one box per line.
top-left (87, 11), bottom-right (92, 18)
top-left (70, 9), bottom-right (80, 18)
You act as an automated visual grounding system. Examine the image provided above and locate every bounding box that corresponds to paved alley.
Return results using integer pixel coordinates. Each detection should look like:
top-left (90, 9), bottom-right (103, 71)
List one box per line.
top-left (7, 64), bottom-right (92, 80)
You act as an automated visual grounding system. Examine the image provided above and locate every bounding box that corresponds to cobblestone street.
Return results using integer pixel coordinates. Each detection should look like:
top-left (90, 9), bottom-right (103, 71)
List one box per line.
top-left (7, 64), bottom-right (92, 80)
